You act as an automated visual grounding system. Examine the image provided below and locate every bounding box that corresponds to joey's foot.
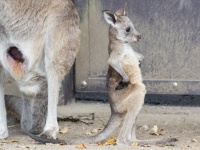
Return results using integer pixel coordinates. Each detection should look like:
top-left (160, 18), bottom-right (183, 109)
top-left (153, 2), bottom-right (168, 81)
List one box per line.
top-left (43, 123), bottom-right (59, 139)
top-left (0, 125), bottom-right (8, 139)
top-left (116, 81), bottom-right (129, 90)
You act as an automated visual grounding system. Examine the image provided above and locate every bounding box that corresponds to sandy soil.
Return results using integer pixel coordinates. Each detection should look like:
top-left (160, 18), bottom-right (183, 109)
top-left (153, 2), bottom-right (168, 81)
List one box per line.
top-left (0, 101), bottom-right (200, 150)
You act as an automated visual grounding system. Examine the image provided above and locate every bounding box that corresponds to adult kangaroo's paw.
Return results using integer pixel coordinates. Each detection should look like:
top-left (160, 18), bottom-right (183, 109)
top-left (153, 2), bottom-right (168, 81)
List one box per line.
top-left (0, 123), bottom-right (8, 139)
top-left (43, 122), bottom-right (59, 139)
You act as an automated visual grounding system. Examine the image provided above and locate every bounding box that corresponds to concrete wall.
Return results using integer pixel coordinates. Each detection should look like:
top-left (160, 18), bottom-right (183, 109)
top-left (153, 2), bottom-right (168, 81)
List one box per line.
top-left (75, 0), bottom-right (200, 97)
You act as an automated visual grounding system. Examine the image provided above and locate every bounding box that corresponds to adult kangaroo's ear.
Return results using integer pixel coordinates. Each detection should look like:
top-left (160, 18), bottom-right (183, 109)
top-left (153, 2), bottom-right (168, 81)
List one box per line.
top-left (115, 2), bottom-right (127, 16)
top-left (102, 10), bottom-right (117, 26)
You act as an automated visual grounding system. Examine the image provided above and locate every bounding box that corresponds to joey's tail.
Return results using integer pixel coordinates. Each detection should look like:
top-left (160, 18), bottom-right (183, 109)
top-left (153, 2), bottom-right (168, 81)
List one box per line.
top-left (70, 114), bottom-right (122, 144)
top-left (25, 114), bottom-right (121, 145)
top-left (135, 137), bottom-right (178, 145)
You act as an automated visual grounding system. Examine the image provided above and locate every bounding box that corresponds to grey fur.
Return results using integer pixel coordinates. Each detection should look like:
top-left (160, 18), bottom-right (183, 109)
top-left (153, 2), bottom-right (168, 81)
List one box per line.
top-left (0, 0), bottom-right (80, 140)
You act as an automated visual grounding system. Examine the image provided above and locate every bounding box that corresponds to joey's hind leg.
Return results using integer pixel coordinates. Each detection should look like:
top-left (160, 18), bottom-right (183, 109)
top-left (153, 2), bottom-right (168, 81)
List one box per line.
top-left (117, 106), bottom-right (142, 145)
top-left (21, 96), bottom-right (47, 134)
top-left (117, 112), bottom-right (136, 145)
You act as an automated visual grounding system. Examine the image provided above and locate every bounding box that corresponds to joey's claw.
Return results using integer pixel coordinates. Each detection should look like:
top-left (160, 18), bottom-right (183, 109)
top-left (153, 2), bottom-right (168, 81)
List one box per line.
top-left (116, 81), bottom-right (129, 90)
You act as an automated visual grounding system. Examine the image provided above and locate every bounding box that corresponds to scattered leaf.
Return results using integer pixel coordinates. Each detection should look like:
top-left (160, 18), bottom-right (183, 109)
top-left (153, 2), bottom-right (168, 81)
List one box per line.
top-left (97, 141), bottom-right (103, 146)
top-left (150, 125), bottom-right (159, 136)
top-left (131, 142), bottom-right (139, 146)
top-left (76, 144), bottom-right (87, 149)
top-left (105, 137), bottom-right (116, 145)
top-left (92, 128), bottom-right (100, 134)
top-left (140, 125), bottom-right (149, 131)
top-left (158, 144), bottom-right (166, 147)
top-left (85, 131), bottom-right (92, 135)
top-left (11, 140), bottom-right (18, 143)
top-left (0, 140), bottom-right (18, 144)
top-left (139, 144), bottom-right (151, 147)
top-left (59, 127), bottom-right (69, 134)
top-left (16, 145), bottom-right (27, 149)
top-left (191, 138), bottom-right (197, 143)
top-left (85, 128), bottom-right (102, 135)
top-left (158, 129), bottom-right (166, 135)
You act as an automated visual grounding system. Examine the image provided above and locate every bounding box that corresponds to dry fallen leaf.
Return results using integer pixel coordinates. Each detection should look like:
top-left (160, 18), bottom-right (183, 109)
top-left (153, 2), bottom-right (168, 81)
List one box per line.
top-left (158, 129), bottom-right (166, 135)
top-left (76, 144), bottom-right (87, 149)
top-left (140, 125), bottom-right (149, 131)
top-left (11, 140), bottom-right (18, 143)
top-left (191, 138), bottom-right (197, 143)
top-left (85, 131), bottom-right (92, 135)
top-left (97, 141), bottom-right (103, 146)
top-left (150, 125), bottom-right (159, 136)
top-left (131, 142), bottom-right (139, 146)
top-left (92, 128), bottom-right (100, 134)
top-left (59, 127), bottom-right (69, 134)
top-left (0, 140), bottom-right (18, 144)
top-left (105, 137), bottom-right (116, 145)
top-left (16, 145), bottom-right (27, 149)
top-left (85, 128), bottom-right (102, 135)
top-left (140, 144), bottom-right (151, 147)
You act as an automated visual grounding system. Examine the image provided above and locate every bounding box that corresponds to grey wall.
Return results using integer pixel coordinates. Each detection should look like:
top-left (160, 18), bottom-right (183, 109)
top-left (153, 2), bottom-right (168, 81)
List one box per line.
top-left (75, 0), bottom-right (200, 97)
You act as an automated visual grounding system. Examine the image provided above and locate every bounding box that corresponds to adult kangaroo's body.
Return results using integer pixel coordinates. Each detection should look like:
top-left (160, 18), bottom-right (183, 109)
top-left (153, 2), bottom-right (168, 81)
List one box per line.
top-left (0, 0), bottom-right (80, 140)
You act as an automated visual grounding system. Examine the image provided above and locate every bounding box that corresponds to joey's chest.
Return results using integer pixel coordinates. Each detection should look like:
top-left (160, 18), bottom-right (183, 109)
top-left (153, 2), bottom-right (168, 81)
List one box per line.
top-left (110, 44), bottom-right (136, 59)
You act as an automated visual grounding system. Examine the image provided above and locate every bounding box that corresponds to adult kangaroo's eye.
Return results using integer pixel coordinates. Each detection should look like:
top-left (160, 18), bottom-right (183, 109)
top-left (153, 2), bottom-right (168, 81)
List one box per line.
top-left (126, 27), bottom-right (131, 32)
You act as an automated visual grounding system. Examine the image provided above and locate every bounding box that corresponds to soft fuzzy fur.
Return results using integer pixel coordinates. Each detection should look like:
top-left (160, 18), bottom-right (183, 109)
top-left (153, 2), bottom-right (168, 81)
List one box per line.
top-left (0, 0), bottom-right (80, 140)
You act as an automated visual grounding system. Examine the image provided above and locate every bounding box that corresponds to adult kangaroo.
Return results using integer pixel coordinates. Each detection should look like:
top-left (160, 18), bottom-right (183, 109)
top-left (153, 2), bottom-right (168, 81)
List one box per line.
top-left (0, 0), bottom-right (80, 140)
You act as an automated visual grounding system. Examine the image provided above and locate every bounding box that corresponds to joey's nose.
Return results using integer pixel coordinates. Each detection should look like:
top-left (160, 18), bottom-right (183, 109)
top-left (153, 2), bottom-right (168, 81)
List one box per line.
top-left (137, 34), bottom-right (142, 40)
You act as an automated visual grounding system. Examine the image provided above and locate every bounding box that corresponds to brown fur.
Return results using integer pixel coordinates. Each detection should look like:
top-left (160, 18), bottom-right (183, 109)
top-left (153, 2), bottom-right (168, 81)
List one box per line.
top-left (70, 3), bottom-right (177, 145)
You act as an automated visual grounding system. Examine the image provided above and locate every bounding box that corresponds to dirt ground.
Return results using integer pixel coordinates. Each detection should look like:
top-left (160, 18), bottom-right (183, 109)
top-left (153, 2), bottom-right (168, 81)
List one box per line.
top-left (0, 101), bottom-right (200, 150)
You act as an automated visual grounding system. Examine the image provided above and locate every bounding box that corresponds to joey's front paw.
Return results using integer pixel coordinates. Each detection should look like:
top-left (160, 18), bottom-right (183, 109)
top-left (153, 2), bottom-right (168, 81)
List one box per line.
top-left (43, 123), bottom-right (59, 139)
top-left (0, 126), bottom-right (8, 139)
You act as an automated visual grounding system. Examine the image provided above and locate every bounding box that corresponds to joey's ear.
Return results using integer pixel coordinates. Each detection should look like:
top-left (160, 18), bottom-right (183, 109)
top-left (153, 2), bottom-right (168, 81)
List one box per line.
top-left (115, 2), bottom-right (127, 16)
top-left (103, 10), bottom-right (117, 26)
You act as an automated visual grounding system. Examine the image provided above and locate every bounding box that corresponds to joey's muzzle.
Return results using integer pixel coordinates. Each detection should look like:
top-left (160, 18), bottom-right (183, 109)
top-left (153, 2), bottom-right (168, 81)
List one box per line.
top-left (137, 34), bottom-right (142, 41)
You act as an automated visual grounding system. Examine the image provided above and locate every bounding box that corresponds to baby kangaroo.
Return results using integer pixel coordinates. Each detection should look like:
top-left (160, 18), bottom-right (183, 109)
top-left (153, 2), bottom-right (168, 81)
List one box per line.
top-left (28, 3), bottom-right (177, 145)
top-left (71, 3), bottom-right (177, 145)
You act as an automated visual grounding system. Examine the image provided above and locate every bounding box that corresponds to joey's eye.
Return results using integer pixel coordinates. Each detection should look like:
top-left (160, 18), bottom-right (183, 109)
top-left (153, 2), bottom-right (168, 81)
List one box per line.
top-left (126, 27), bottom-right (131, 32)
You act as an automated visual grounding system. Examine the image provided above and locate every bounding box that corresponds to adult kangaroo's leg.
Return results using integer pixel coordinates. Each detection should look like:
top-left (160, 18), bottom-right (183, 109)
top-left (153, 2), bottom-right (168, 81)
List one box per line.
top-left (0, 69), bottom-right (8, 139)
top-left (43, 15), bottom-right (80, 139)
